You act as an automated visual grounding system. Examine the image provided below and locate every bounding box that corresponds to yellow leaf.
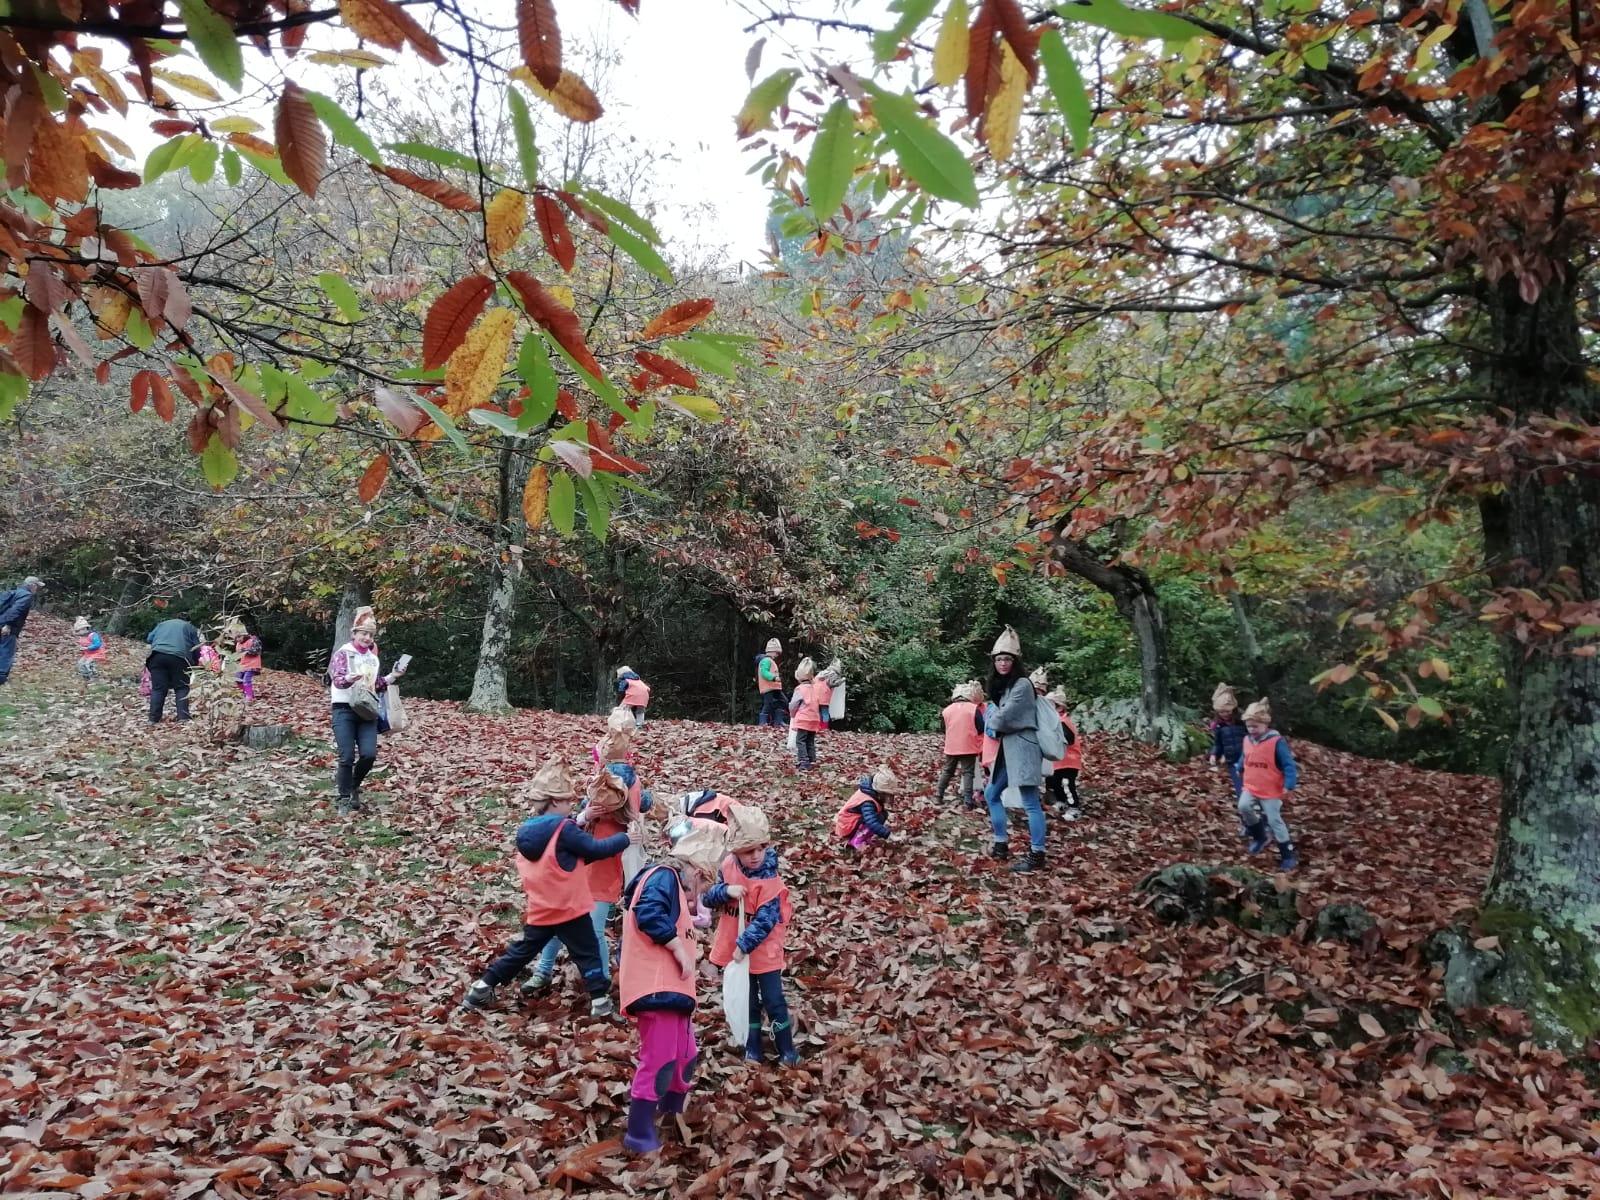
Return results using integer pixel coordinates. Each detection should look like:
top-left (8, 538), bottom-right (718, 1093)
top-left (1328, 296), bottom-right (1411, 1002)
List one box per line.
top-left (984, 41), bottom-right (1028, 163)
top-left (86, 286), bottom-right (132, 337)
top-left (510, 65), bottom-right (604, 123)
top-left (666, 394), bottom-right (720, 421)
top-left (522, 464), bottom-right (549, 528)
top-left (1429, 657), bottom-right (1451, 682)
top-left (932, 0), bottom-right (969, 87)
top-left (152, 67), bottom-right (224, 102)
top-left (485, 188), bottom-right (527, 256)
top-left (444, 308), bottom-right (517, 417)
top-left (548, 284), bottom-right (574, 310)
top-left (72, 50), bottom-right (128, 116)
top-left (86, 127), bottom-right (134, 160)
top-left (210, 116), bottom-right (263, 134)
top-left (1375, 707), bottom-right (1399, 733)
top-left (308, 48), bottom-right (392, 68)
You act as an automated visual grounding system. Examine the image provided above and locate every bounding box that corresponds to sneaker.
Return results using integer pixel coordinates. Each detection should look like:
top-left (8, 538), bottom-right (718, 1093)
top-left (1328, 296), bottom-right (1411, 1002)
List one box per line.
top-left (780, 1051), bottom-right (801, 1067)
top-left (518, 970), bottom-right (553, 998)
top-left (1061, 806), bottom-right (1082, 821)
top-left (1247, 828), bottom-right (1270, 855)
top-left (589, 995), bottom-right (616, 1018)
top-left (335, 795), bottom-right (356, 815)
top-left (462, 980), bottom-right (496, 1010)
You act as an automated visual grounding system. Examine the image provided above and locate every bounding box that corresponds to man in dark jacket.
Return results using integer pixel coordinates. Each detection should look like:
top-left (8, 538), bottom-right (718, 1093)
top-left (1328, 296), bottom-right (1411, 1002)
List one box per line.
top-left (145, 616), bottom-right (201, 723)
top-left (0, 576), bottom-right (45, 687)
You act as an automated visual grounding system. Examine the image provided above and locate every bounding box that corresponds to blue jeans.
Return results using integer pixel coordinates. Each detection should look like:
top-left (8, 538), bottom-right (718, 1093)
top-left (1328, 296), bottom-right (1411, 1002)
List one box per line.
top-left (535, 901), bottom-right (612, 981)
top-left (331, 702), bottom-right (378, 796)
top-left (1227, 759), bottom-right (1244, 797)
top-left (757, 691), bottom-right (789, 726)
top-left (984, 759), bottom-right (1045, 852)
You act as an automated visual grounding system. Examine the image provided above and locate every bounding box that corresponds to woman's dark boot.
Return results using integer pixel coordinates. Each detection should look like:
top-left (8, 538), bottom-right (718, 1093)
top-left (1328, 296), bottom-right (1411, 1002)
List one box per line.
top-left (1009, 850), bottom-right (1045, 873)
top-left (989, 841), bottom-right (1011, 860)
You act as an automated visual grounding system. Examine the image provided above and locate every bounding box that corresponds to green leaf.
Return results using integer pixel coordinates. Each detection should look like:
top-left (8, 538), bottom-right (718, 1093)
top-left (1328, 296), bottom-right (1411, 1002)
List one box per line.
top-left (544, 334), bottom-right (635, 425)
top-left (0, 296), bottom-right (24, 331)
top-left (235, 144), bottom-right (292, 186)
top-left (1038, 29), bottom-right (1093, 154)
top-left (410, 393), bottom-right (471, 456)
top-left (385, 140), bottom-right (480, 174)
top-left (201, 433), bottom-right (239, 488)
top-left (548, 470), bottom-right (576, 536)
top-left (736, 68), bottom-right (801, 137)
top-left (872, 0), bottom-right (937, 61)
top-left (125, 307), bottom-right (154, 350)
top-left (660, 332), bottom-right (750, 379)
top-left (808, 100), bottom-right (857, 222)
top-left (1053, 0), bottom-right (1206, 43)
top-left (0, 370), bottom-right (26, 422)
top-left (304, 90), bottom-right (383, 164)
top-left (221, 146), bottom-right (242, 187)
top-left (1303, 39), bottom-right (1329, 70)
top-left (144, 135), bottom-right (190, 184)
top-left (575, 186), bottom-right (661, 245)
top-left (283, 375), bottom-right (335, 424)
top-left (186, 138), bottom-right (219, 184)
top-left (507, 88), bottom-right (539, 191)
top-left (1416, 696), bottom-right (1445, 718)
top-left (606, 222), bottom-right (673, 283)
top-left (576, 473), bottom-right (611, 541)
top-left (516, 331), bottom-right (557, 430)
top-left (863, 84), bottom-right (979, 207)
top-left (175, 0), bottom-right (244, 89)
top-left (468, 408), bottom-right (524, 436)
top-left (316, 271), bottom-right (363, 322)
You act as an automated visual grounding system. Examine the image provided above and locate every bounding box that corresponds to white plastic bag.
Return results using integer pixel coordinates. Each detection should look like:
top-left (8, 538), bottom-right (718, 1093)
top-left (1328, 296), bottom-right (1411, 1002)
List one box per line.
top-left (621, 817), bottom-right (646, 887)
top-left (382, 685), bottom-right (409, 734)
top-left (1001, 784), bottom-right (1023, 810)
top-left (786, 726), bottom-right (798, 752)
top-left (828, 681), bottom-right (846, 720)
top-left (721, 906), bottom-right (749, 1046)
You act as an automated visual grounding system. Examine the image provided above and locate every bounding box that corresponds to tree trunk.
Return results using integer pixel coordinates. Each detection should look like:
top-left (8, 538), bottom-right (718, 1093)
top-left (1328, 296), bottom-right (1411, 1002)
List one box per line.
top-left (104, 577), bottom-right (139, 636)
top-left (467, 546), bottom-right (520, 713)
top-left (593, 642), bottom-right (612, 714)
top-left (1055, 537), bottom-right (1172, 733)
top-left (1468, 276), bottom-right (1600, 1050)
top-left (1229, 592), bottom-right (1272, 697)
top-left (330, 578), bottom-right (369, 668)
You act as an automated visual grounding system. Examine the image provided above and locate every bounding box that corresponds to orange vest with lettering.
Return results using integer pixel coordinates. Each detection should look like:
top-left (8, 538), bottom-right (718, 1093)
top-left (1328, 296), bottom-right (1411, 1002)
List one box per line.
top-left (1242, 734), bottom-right (1286, 800)
top-left (709, 855), bottom-right (792, 972)
top-left (978, 702), bottom-right (1000, 767)
top-left (1053, 713), bottom-right (1082, 771)
top-left (515, 820), bottom-right (594, 926)
top-left (942, 701), bottom-right (981, 756)
top-left (756, 655), bottom-right (782, 693)
top-left (620, 865), bottom-right (696, 1016)
top-left (622, 678), bottom-right (650, 707)
top-left (587, 778), bottom-right (642, 903)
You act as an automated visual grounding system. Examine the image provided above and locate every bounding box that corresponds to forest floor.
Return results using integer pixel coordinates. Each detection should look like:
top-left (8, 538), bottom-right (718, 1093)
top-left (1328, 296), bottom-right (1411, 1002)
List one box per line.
top-left (1, 615), bottom-right (1596, 1199)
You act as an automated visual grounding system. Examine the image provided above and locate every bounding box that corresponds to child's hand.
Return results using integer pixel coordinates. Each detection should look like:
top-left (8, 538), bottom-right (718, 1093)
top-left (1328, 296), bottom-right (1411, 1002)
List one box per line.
top-left (733, 947), bottom-right (748, 964)
top-left (724, 884), bottom-right (744, 901)
top-left (672, 941), bottom-right (694, 979)
top-left (575, 807), bottom-right (596, 828)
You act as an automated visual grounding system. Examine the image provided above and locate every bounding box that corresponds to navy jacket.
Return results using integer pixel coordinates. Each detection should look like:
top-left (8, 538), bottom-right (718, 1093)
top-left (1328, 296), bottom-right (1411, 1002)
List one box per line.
top-left (515, 813), bottom-right (628, 873)
top-left (615, 670), bottom-right (642, 698)
top-left (601, 763), bottom-right (652, 814)
top-left (704, 848), bottom-right (784, 957)
top-left (1210, 716), bottom-right (1247, 764)
top-left (0, 586), bottom-right (34, 632)
top-left (621, 864), bottom-right (695, 1015)
top-left (853, 778), bottom-right (891, 838)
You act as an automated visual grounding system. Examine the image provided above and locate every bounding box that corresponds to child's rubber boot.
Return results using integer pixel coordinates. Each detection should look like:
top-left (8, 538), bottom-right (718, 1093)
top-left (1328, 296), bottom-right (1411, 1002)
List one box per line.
top-left (461, 980), bottom-right (496, 1010)
top-left (989, 841), bottom-right (1011, 861)
top-left (1245, 823), bottom-right (1271, 855)
top-left (1277, 842), bottom-right (1300, 872)
top-left (622, 1097), bottom-right (661, 1155)
top-left (1009, 849), bottom-right (1045, 874)
top-left (745, 1025), bottom-right (766, 1063)
top-left (773, 1019), bottom-right (799, 1067)
top-left (660, 1090), bottom-right (688, 1116)
top-left (519, 969), bottom-right (553, 998)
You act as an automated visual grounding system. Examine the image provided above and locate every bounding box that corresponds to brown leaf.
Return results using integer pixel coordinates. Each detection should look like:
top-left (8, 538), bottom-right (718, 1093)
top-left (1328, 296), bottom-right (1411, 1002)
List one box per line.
top-left (522, 464), bottom-right (549, 528)
top-left (276, 82), bottom-right (327, 198)
top-left (214, 371), bottom-right (283, 431)
top-left (28, 112), bottom-right (90, 206)
top-left (634, 349), bottom-right (695, 389)
top-left (12, 306), bottom-right (56, 380)
top-left (964, 1), bottom-right (999, 121)
top-left (422, 275), bottom-right (494, 370)
top-left (358, 454), bottom-right (390, 503)
top-left (642, 297), bottom-right (714, 340)
top-left (151, 374), bottom-right (177, 422)
top-left (518, 0), bottom-right (562, 89)
top-left (130, 369), bottom-right (155, 413)
top-left (371, 165), bottom-right (480, 212)
top-left (987, 0), bottom-right (1038, 82)
top-left (373, 386), bottom-right (425, 436)
top-left (505, 270), bottom-right (604, 379)
top-left (337, 0), bottom-right (446, 65)
top-left (1357, 1012), bottom-right (1386, 1039)
top-left (534, 194), bottom-right (576, 272)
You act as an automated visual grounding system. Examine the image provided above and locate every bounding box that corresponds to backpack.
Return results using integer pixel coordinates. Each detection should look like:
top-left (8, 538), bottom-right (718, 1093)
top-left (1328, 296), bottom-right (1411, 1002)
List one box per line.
top-left (1034, 695), bottom-right (1067, 761)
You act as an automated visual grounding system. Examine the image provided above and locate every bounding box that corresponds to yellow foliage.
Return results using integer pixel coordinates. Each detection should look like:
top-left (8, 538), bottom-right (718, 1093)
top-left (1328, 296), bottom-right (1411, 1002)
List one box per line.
top-left (485, 188), bottom-right (527, 256)
top-left (87, 286), bottom-right (131, 338)
top-left (985, 42), bottom-right (1027, 163)
top-left (444, 308), bottom-right (517, 417)
top-left (932, 0), bottom-right (969, 88)
top-left (522, 465), bottom-right (549, 528)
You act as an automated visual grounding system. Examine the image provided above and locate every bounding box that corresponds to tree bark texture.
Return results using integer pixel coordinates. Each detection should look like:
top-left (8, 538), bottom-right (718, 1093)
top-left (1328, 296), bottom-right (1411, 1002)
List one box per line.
top-left (1055, 538), bottom-right (1172, 730)
top-left (467, 547), bottom-right (520, 713)
top-left (330, 578), bottom-right (369, 668)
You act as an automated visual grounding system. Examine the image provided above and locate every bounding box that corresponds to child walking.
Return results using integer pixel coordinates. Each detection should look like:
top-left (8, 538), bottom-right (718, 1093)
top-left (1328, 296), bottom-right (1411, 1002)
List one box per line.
top-left (463, 758), bottom-right (630, 1016)
top-left (618, 819), bottom-right (728, 1154)
top-left (73, 616), bottom-right (107, 689)
top-left (1208, 683), bottom-right (1248, 835)
top-left (235, 623), bottom-right (263, 704)
top-left (615, 666), bottom-right (651, 730)
top-left (1237, 699), bottom-right (1301, 871)
top-left (1043, 687), bottom-right (1082, 819)
top-left (705, 803), bottom-right (797, 1065)
top-left (787, 657), bottom-right (831, 772)
top-left (833, 767), bottom-right (896, 850)
top-left (936, 681), bottom-right (983, 809)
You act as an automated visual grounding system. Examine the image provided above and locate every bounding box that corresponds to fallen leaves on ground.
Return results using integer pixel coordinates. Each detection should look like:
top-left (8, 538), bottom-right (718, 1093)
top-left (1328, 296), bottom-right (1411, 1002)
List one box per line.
top-left (1, 616), bottom-right (1596, 1197)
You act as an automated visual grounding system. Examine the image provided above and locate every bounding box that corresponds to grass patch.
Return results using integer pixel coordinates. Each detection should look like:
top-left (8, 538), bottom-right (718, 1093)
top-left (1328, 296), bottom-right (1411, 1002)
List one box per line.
top-left (6, 915), bottom-right (58, 931)
top-left (351, 823), bottom-right (413, 848)
top-left (199, 922), bottom-right (247, 943)
top-left (156, 876), bottom-right (195, 892)
top-left (461, 847), bottom-right (499, 866)
top-left (222, 983), bottom-right (260, 1000)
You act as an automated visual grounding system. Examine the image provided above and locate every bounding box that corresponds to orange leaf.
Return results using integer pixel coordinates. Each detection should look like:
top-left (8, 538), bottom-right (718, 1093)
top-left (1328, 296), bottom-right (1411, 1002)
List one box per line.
top-left (28, 112), bottom-right (90, 207)
top-left (964, 1), bottom-right (999, 121)
top-left (518, 0), bottom-right (562, 89)
top-left (423, 275), bottom-right (494, 370)
top-left (337, 0), bottom-right (445, 65)
top-left (372, 164), bottom-right (480, 211)
top-left (534, 194), bottom-right (576, 272)
top-left (505, 271), bottom-right (604, 379)
top-left (130, 369), bottom-right (155, 413)
top-left (987, 0), bottom-right (1038, 82)
top-left (522, 464), bottom-right (549, 527)
top-left (634, 350), bottom-right (695, 389)
top-left (150, 374), bottom-right (176, 422)
top-left (358, 454), bottom-right (390, 503)
top-left (12, 307), bottom-right (56, 380)
top-left (275, 83), bottom-right (326, 198)
top-left (642, 298), bottom-right (714, 340)
top-left (511, 66), bottom-right (603, 122)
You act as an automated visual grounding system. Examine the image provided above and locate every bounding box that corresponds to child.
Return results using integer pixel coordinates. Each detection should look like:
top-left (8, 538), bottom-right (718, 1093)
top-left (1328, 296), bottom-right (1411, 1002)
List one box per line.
top-left (787, 657), bottom-right (831, 772)
top-left (833, 767), bottom-right (896, 850)
top-left (593, 707), bottom-right (637, 766)
top-left (936, 681), bottom-right (983, 809)
top-left (73, 616), bottom-right (107, 688)
top-left (754, 638), bottom-right (787, 727)
top-left (617, 818), bottom-right (728, 1154)
top-left (1043, 687), bottom-right (1082, 819)
top-left (705, 802), bottom-right (796, 1065)
top-left (616, 666), bottom-right (651, 730)
top-left (463, 758), bottom-right (630, 1016)
top-left (235, 624), bottom-right (262, 704)
top-left (1208, 683), bottom-right (1248, 834)
top-left (681, 789), bottom-right (738, 823)
top-left (1238, 699), bottom-right (1300, 872)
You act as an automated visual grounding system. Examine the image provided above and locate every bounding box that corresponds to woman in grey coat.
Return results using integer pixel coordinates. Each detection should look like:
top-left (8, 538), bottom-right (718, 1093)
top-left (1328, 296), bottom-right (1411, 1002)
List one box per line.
top-left (982, 625), bottom-right (1047, 873)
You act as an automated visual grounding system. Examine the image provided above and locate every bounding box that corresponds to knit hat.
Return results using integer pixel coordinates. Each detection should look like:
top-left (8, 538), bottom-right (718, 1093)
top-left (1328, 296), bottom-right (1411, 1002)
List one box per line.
top-left (795, 657), bottom-right (816, 682)
top-left (521, 756), bottom-right (577, 804)
top-left (764, 638), bottom-right (782, 655)
top-left (1212, 682), bottom-right (1238, 713)
top-left (615, 665), bottom-right (633, 678)
top-left (73, 615), bottom-right (90, 633)
top-left (870, 765), bottom-right (900, 793)
top-left (351, 606), bottom-right (379, 634)
top-left (990, 626), bottom-right (1021, 658)
top-left (1046, 687), bottom-right (1068, 707)
top-left (1242, 698), bottom-right (1272, 724)
top-left (725, 802), bottom-right (771, 852)
top-left (667, 818), bottom-right (728, 878)
top-left (1029, 666), bottom-right (1049, 693)
top-left (585, 767), bottom-right (630, 817)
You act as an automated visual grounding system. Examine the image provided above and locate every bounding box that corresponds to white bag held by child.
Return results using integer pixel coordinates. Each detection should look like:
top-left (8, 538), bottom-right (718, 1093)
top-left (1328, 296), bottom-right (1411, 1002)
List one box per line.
top-left (1001, 784), bottom-right (1024, 811)
top-left (620, 817), bottom-right (646, 887)
top-left (722, 907), bottom-right (749, 1047)
top-left (1034, 694), bottom-right (1067, 760)
top-left (786, 726), bottom-right (799, 752)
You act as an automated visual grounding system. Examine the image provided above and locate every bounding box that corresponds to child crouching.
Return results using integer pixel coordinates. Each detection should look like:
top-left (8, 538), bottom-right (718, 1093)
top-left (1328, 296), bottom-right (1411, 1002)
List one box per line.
top-left (618, 819), bottom-right (728, 1154)
top-left (463, 757), bottom-right (629, 1016)
top-left (833, 767), bottom-right (896, 851)
top-left (705, 803), bottom-right (797, 1065)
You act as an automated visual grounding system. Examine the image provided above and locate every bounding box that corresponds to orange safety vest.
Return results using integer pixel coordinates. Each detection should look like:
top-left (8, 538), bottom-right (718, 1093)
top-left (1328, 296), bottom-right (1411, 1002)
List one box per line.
top-left (942, 700), bottom-right (981, 756)
top-left (622, 677), bottom-right (650, 707)
top-left (239, 640), bottom-right (262, 671)
top-left (1053, 712), bottom-right (1082, 771)
top-left (77, 634), bottom-right (107, 662)
top-left (587, 778), bottom-right (643, 903)
top-left (1242, 733), bottom-right (1286, 800)
top-left (620, 864), bottom-right (696, 1016)
top-left (709, 855), bottom-right (792, 973)
top-left (978, 702), bottom-right (1000, 768)
top-left (515, 820), bottom-right (595, 926)
top-left (688, 792), bottom-right (737, 823)
top-left (756, 654), bottom-right (783, 693)
top-left (791, 681), bottom-right (827, 732)
top-left (832, 790), bottom-right (881, 841)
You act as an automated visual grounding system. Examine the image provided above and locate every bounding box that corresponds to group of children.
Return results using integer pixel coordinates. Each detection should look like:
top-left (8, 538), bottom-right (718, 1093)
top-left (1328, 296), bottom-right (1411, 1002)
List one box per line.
top-left (71, 612), bottom-right (263, 703)
top-left (1209, 684), bottom-right (1301, 871)
top-left (937, 669), bottom-right (1083, 820)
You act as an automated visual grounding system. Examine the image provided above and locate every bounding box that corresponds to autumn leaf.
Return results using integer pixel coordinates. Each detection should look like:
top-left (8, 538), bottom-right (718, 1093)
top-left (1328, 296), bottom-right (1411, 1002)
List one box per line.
top-left (517, 0), bottom-right (562, 89)
top-left (505, 271), bottom-right (604, 380)
top-left (444, 308), bottom-right (518, 417)
top-left (522, 464), bottom-right (549, 527)
top-left (423, 276), bottom-right (494, 371)
top-left (275, 83), bottom-right (327, 198)
top-left (28, 113), bottom-right (90, 207)
top-left (129, 369), bottom-right (155, 413)
top-left (634, 350), bottom-right (696, 389)
top-left (642, 298), bottom-right (714, 340)
top-left (485, 189), bottom-right (527, 257)
top-left (12, 307), bottom-right (56, 380)
top-left (736, 68), bottom-right (800, 138)
top-left (357, 454), bottom-right (390, 502)
top-left (987, 0), bottom-right (1038, 82)
top-left (371, 165), bottom-right (480, 212)
top-left (965, 0), bottom-right (999, 121)
top-left (983, 41), bottom-right (1028, 162)
top-left (534, 194), bottom-right (576, 272)
top-left (511, 66), bottom-right (603, 122)
top-left (933, 0), bottom-right (970, 86)
top-left (337, 0), bottom-right (446, 64)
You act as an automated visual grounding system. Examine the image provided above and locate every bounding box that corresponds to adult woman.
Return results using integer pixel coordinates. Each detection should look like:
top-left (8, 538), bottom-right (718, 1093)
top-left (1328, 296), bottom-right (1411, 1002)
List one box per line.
top-left (328, 607), bottom-right (406, 814)
top-left (982, 626), bottom-right (1047, 873)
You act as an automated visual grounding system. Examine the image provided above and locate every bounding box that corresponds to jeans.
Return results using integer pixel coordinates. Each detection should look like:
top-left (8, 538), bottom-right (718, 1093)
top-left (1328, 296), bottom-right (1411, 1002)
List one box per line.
top-left (794, 729), bottom-right (817, 769)
top-left (749, 968), bottom-right (789, 1031)
top-left (1045, 768), bottom-right (1081, 806)
top-left (936, 753), bottom-right (976, 802)
top-left (480, 916), bottom-right (607, 995)
top-left (632, 1010), bottom-right (697, 1100)
top-left (1238, 792), bottom-right (1293, 845)
top-left (757, 691), bottom-right (789, 726)
top-left (985, 758), bottom-right (1046, 852)
top-left (535, 900), bottom-right (613, 981)
top-left (1227, 759), bottom-right (1244, 797)
top-left (146, 651), bottom-right (194, 722)
top-left (331, 702), bottom-right (378, 797)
